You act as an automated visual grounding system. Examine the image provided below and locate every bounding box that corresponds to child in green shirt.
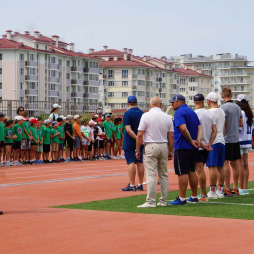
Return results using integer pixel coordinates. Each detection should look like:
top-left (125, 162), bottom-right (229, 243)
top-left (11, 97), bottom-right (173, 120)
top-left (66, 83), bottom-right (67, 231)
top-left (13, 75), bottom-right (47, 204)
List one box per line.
top-left (102, 114), bottom-right (113, 158)
top-left (36, 117), bottom-right (43, 163)
top-left (0, 113), bottom-right (6, 165)
top-left (4, 120), bottom-right (16, 166)
top-left (112, 118), bottom-right (122, 159)
top-left (50, 121), bottom-right (60, 162)
top-left (12, 116), bottom-right (25, 166)
top-left (21, 111), bottom-right (32, 164)
top-left (42, 119), bottom-right (52, 163)
top-left (30, 119), bottom-right (39, 164)
top-left (57, 118), bottom-right (65, 162)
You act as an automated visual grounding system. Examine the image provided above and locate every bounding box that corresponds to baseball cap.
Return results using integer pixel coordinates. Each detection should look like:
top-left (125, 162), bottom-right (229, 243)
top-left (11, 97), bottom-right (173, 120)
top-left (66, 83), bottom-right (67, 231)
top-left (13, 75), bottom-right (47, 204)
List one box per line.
top-left (98, 118), bottom-right (103, 122)
top-left (57, 117), bottom-right (63, 122)
top-left (52, 103), bottom-right (61, 109)
top-left (169, 94), bottom-right (185, 103)
top-left (97, 109), bottom-right (103, 114)
top-left (0, 113), bottom-right (5, 117)
top-left (89, 120), bottom-right (96, 126)
top-left (44, 119), bottom-right (51, 125)
top-left (194, 94), bottom-right (205, 102)
top-left (93, 114), bottom-right (99, 118)
top-left (16, 116), bottom-right (26, 121)
top-left (205, 92), bottom-right (218, 102)
top-left (82, 118), bottom-right (89, 124)
top-left (237, 94), bottom-right (248, 102)
top-left (66, 115), bottom-right (73, 120)
top-left (105, 114), bottom-right (111, 118)
top-left (127, 95), bottom-right (137, 104)
top-left (30, 118), bottom-right (39, 124)
top-left (74, 115), bottom-right (81, 120)
top-left (52, 121), bottom-right (59, 127)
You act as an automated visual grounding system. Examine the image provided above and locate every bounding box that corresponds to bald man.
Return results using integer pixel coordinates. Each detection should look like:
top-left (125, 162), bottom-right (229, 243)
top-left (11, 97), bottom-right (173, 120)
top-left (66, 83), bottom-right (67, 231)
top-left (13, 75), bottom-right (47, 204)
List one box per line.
top-left (136, 97), bottom-right (174, 208)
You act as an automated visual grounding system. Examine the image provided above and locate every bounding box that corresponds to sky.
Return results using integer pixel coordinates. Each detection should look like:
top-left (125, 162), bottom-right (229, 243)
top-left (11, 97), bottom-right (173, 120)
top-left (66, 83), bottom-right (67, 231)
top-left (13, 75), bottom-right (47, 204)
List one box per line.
top-left (2, 0), bottom-right (254, 61)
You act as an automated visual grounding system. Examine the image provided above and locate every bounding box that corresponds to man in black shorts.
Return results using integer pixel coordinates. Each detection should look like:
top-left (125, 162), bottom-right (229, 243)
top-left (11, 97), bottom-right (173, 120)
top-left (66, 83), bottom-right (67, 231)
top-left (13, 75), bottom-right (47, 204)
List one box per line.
top-left (94, 118), bottom-right (105, 160)
top-left (64, 115), bottom-right (74, 162)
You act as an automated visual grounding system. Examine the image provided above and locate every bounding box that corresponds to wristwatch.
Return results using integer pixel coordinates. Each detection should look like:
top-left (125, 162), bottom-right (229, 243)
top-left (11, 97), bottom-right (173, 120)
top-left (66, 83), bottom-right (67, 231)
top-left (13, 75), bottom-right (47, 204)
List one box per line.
top-left (135, 149), bottom-right (140, 152)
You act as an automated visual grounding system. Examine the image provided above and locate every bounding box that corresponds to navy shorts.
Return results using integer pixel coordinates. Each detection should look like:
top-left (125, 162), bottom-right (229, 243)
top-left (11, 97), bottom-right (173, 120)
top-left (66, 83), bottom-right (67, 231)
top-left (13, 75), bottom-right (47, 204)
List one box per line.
top-left (59, 143), bottom-right (64, 149)
top-left (124, 149), bottom-right (143, 165)
top-left (174, 149), bottom-right (198, 176)
top-left (206, 143), bottom-right (225, 167)
top-left (196, 150), bottom-right (209, 164)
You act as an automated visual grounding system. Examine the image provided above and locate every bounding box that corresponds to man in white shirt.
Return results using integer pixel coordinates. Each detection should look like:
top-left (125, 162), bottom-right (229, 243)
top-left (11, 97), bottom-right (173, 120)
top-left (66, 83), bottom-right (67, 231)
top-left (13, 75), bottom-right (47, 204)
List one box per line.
top-left (136, 97), bottom-right (174, 208)
top-left (194, 94), bottom-right (217, 201)
top-left (206, 92), bottom-right (226, 199)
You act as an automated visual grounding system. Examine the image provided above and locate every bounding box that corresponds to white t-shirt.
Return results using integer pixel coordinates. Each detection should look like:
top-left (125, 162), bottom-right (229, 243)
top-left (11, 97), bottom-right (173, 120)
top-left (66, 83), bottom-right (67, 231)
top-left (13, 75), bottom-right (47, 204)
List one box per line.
top-left (49, 113), bottom-right (59, 121)
top-left (80, 126), bottom-right (90, 142)
top-left (87, 126), bottom-right (94, 141)
top-left (239, 110), bottom-right (253, 148)
top-left (138, 107), bottom-right (174, 143)
top-left (209, 107), bottom-right (226, 145)
top-left (195, 108), bottom-right (216, 150)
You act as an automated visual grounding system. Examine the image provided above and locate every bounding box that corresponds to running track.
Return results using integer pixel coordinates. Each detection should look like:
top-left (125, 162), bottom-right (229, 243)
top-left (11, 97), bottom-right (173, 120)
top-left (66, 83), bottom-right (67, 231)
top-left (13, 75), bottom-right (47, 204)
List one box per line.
top-left (1, 154), bottom-right (254, 254)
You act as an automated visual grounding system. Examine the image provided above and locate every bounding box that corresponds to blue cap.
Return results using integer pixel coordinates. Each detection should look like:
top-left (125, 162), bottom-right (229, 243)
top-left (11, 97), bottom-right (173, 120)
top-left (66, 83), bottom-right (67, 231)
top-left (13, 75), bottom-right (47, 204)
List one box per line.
top-left (194, 94), bottom-right (205, 101)
top-left (127, 95), bottom-right (137, 104)
top-left (105, 114), bottom-right (111, 117)
top-left (169, 94), bottom-right (185, 103)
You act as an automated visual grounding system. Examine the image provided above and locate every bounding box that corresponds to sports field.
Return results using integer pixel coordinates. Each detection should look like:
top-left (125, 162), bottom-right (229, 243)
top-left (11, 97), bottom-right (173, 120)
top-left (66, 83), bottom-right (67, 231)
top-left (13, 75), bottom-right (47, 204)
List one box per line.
top-left (1, 154), bottom-right (254, 253)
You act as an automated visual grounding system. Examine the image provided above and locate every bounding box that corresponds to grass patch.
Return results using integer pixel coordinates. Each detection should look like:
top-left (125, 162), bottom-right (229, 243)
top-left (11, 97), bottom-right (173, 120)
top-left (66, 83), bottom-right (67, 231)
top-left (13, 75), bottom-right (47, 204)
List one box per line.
top-left (53, 182), bottom-right (254, 220)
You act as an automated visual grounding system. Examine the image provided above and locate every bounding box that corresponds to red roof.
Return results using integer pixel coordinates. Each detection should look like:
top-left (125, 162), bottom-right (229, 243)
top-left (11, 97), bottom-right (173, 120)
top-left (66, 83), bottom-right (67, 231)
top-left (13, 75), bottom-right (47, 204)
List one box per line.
top-left (152, 57), bottom-right (174, 64)
top-left (174, 68), bottom-right (212, 77)
top-left (99, 59), bottom-right (149, 67)
top-left (89, 49), bottom-right (124, 56)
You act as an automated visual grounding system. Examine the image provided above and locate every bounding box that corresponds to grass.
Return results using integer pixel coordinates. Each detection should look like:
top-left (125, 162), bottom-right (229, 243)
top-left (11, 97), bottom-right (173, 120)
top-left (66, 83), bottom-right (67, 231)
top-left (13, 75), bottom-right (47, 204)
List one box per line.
top-left (53, 182), bottom-right (254, 220)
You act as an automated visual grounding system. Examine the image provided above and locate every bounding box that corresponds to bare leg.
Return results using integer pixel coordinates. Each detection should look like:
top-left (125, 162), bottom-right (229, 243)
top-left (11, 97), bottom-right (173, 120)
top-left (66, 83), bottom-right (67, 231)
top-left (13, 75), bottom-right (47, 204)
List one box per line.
top-left (128, 163), bottom-right (136, 185)
top-left (136, 162), bottom-right (144, 185)
top-left (224, 160), bottom-right (231, 190)
top-left (178, 175), bottom-right (188, 198)
top-left (209, 166), bottom-right (218, 186)
top-left (188, 171), bottom-right (198, 197)
top-left (230, 160), bottom-right (240, 190)
top-left (217, 166), bottom-right (225, 186)
top-left (239, 155), bottom-right (244, 189)
top-left (196, 162), bottom-right (207, 196)
top-left (242, 153), bottom-right (249, 189)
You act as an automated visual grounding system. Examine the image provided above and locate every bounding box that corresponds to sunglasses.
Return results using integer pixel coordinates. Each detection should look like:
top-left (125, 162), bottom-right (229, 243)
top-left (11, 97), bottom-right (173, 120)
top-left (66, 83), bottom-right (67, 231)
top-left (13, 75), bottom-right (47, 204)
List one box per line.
top-left (19, 109), bottom-right (24, 111)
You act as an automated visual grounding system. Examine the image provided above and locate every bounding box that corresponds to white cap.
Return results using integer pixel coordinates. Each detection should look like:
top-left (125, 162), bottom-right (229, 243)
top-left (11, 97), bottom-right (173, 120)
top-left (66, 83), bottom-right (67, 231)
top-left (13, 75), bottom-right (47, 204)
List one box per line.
top-left (74, 115), bottom-right (81, 120)
top-left (15, 116), bottom-right (26, 121)
top-left (205, 92), bottom-right (218, 102)
top-left (89, 120), bottom-right (96, 125)
top-left (63, 117), bottom-right (66, 120)
top-left (53, 103), bottom-right (61, 109)
top-left (44, 119), bottom-right (51, 125)
top-left (237, 94), bottom-right (248, 102)
top-left (105, 109), bottom-right (112, 113)
top-left (94, 114), bottom-right (99, 118)
top-left (66, 115), bottom-right (73, 120)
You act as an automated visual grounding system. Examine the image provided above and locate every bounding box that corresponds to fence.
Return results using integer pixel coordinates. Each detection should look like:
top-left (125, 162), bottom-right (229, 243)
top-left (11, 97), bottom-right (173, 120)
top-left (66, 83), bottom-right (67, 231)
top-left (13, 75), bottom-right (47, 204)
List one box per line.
top-left (0, 100), bottom-right (175, 119)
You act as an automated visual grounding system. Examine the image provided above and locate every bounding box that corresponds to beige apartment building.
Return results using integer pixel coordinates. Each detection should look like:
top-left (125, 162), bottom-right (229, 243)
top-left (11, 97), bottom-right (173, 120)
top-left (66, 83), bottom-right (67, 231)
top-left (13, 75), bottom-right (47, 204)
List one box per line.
top-left (89, 47), bottom-right (213, 107)
top-left (170, 53), bottom-right (254, 106)
top-left (0, 30), bottom-right (100, 105)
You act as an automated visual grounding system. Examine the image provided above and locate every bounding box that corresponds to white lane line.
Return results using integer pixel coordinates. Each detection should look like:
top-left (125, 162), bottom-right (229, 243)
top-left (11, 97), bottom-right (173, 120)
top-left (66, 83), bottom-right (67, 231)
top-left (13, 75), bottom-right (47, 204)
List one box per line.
top-left (202, 202), bottom-right (254, 206)
top-left (0, 170), bottom-right (174, 187)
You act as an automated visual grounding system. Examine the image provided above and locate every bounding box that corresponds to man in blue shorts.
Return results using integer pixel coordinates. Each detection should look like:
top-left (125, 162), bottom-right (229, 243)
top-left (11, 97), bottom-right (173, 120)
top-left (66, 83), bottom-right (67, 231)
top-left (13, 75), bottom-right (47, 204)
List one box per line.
top-left (168, 94), bottom-right (202, 205)
top-left (121, 96), bottom-right (144, 191)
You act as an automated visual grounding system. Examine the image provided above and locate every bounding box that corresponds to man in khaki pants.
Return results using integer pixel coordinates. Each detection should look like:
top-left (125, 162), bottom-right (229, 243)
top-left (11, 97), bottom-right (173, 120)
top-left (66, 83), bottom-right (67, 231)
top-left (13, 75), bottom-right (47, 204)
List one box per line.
top-left (136, 97), bottom-right (174, 208)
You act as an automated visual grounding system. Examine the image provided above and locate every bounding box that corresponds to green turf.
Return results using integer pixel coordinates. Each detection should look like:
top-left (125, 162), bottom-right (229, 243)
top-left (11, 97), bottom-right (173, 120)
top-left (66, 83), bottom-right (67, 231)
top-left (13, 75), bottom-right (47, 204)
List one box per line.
top-left (53, 181), bottom-right (254, 220)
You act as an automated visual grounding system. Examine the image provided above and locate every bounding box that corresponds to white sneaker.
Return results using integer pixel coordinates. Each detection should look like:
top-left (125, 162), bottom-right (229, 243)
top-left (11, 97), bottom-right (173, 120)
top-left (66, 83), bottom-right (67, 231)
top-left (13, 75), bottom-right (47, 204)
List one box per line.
top-left (6, 161), bottom-right (11, 166)
top-left (142, 181), bottom-right (147, 185)
top-left (119, 155), bottom-right (125, 159)
top-left (137, 202), bottom-right (156, 208)
top-left (157, 202), bottom-right (167, 207)
top-left (207, 191), bottom-right (218, 199)
top-left (216, 190), bottom-right (224, 198)
top-left (111, 156), bottom-right (117, 160)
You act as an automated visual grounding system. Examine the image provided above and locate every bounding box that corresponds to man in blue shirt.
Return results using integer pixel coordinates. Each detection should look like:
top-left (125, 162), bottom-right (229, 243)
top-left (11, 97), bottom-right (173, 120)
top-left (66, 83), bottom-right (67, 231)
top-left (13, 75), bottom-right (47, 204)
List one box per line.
top-left (168, 94), bottom-right (202, 205)
top-left (122, 96), bottom-right (144, 191)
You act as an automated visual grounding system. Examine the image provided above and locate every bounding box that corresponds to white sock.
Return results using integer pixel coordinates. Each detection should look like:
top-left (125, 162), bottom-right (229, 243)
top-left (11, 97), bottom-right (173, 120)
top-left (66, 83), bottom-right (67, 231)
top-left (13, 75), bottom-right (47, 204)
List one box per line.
top-left (138, 184), bottom-right (142, 187)
top-left (191, 196), bottom-right (198, 199)
top-left (179, 197), bottom-right (185, 201)
top-left (130, 185), bottom-right (135, 187)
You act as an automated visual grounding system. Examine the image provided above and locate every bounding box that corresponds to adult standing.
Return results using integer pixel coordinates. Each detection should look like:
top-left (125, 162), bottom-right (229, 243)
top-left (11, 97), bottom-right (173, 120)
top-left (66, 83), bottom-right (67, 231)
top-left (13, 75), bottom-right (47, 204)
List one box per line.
top-left (236, 94), bottom-right (253, 195)
top-left (193, 94), bottom-right (217, 201)
top-left (136, 97), bottom-right (174, 208)
top-left (121, 96), bottom-right (144, 191)
top-left (221, 87), bottom-right (243, 196)
top-left (16, 106), bottom-right (24, 117)
top-left (206, 92), bottom-right (226, 199)
top-left (64, 115), bottom-right (75, 162)
top-left (168, 94), bottom-right (202, 205)
top-left (49, 104), bottom-right (61, 121)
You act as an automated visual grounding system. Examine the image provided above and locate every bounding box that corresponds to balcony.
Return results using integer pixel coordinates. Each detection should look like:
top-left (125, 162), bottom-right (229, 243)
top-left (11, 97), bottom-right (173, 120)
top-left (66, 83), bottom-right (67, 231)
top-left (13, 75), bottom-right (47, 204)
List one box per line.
top-left (83, 93), bottom-right (99, 99)
top-left (159, 88), bottom-right (162, 93)
top-left (25, 75), bottom-right (38, 81)
top-left (83, 67), bottom-right (99, 74)
top-left (25, 61), bottom-right (38, 67)
top-left (156, 77), bottom-right (162, 82)
top-left (25, 89), bottom-right (38, 95)
top-left (132, 85), bottom-right (137, 90)
top-left (71, 66), bottom-right (83, 72)
top-left (71, 79), bottom-right (77, 84)
top-left (103, 75), bottom-right (107, 79)
top-left (71, 92), bottom-right (83, 98)
top-left (132, 74), bottom-right (137, 78)
top-left (48, 77), bottom-right (59, 83)
top-left (48, 63), bottom-right (59, 69)
top-left (83, 81), bottom-right (88, 86)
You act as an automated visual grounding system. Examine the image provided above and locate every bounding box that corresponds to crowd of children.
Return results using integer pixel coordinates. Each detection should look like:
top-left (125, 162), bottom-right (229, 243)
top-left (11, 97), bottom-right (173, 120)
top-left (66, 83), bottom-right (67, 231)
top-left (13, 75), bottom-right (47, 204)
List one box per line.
top-left (0, 108), bottom-right (126, 166)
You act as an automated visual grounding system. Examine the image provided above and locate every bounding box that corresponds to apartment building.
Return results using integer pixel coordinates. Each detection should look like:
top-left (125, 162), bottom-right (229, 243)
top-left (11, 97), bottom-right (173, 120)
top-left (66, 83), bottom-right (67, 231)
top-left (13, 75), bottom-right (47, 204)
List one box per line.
top-left (0, 30), bottom-right (100, 105)
top-left (169, 53), bottom-right (254, 106)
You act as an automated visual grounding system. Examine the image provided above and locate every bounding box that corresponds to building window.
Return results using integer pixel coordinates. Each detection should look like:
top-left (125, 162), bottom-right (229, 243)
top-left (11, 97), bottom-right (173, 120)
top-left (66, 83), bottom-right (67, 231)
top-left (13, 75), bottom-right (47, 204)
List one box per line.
top-left (0, 54), bottom-right (2, 60)
top-left (142, 69), bottom-right (145, 75)
top-left (51, 57), bottom-right (56, 64)
top-left (108, 92), bottom-right (114, 97)
top-left (150, 70), bottom-right (154, 76)
top-left (20, 83), bottom-right (23, 90)
top-left (122, 92), bottom-right (128, 97)
top-left (77, 73), bottom-right (82, 79)
top-left (45, 46), bottom-right (48, 51)
top-left (122, 70), bottom-right (128, 78)
top-left (0, 83), bottom-right (2, 89)
top-left (161, 93), bottom-right (166, 98)
top-left (180, 79), bottom-right (185, 85)
top-left (138, 80), bottom-right (145, 86)
top-left (108, 81), bottom-right (114, 87)
top-left (51, 70), bottom-right (56, 77)
top-left (66, 87), bottom-right (70, 92)
top-left (66, 73), bottom-right (70, 79)
top-left (66, 60), bottom-right (70, 67)
top-left (36, 44), bottom-right (39, 49)
top-left (20, 54), bottom-right (24, 61)
top-left (150, 81), bottom-right (153, 87)
top-left (241, 86), bottom-right (244, 91)
top-left (138, 69), bottom-right (141, 75)
top-left (59, 72), bottom-right (62, 79)
top-left (180, 88), bottom-right (185, 92)
top-left (30, 54), bottom-right (34, 61)
top-left (108, 70), bottom-right (114, 78)
top-left (161, 83), bottom-right (166, 88)
top-left (162, 72), bottom-right (166, 78)
top-left (122, 81), bottom-right (128, 87)
top-left (72, 60), bottom-right (76, 67)
top-left (50, 84), bottom-right (57, 91)
top-left (29, 82), bottom-right (37, 89)
top-left (89, 74), bottom-right (99, 81)
top-left (0, 68), bottom-right (2, 74)
top-left (77, 60), bottom-right (81, 67)
top-left (59, 59), bottom-right (62, 65)
top-left (189, 77), bottom-right (196, 82)
top-left (156, 83), bottom-right (159, 88)
top-left (29, 68), bottom-right (37, 75)
top-left (138, 91), bottom-right (145, 97)
top-left (189, 87), bottom-right (197, 91)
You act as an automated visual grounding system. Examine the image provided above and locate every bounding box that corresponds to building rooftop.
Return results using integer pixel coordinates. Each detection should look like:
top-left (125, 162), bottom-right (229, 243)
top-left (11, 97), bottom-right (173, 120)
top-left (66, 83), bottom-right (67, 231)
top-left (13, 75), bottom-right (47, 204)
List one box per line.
top-left (174, 68), bottom-right (213, 77)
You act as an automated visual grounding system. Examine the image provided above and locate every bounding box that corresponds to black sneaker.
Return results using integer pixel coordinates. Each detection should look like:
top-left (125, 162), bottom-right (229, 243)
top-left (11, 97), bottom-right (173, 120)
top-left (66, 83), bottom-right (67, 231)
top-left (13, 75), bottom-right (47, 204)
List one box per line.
top-left (0, 211), bottom-right (3, 215)
top-left (136, 184), bottom-right (144, 191)
top-left (21, 161), bottom-right (26, 165)
top-left (121, 184), bottom-right (136, 191)
top-left (26, 161), bottom-right (32, 165)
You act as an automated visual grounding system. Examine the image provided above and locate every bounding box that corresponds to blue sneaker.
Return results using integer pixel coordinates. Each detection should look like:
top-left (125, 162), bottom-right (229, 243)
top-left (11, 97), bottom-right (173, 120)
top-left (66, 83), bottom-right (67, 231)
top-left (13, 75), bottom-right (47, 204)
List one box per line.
top-left (66, 158), bottom-right (72, 162)
top-left (136, 184), bottom-right (144, 191)
top-left (36, 160), bottom-right (40, 164)
top-left (168, 197), bottom-right (187, 205)
top-left (121, 184), bottom-right (136, 191)
top-left (187, 197), bottom-right (199, 203)
top-left (107, 156), bottom-right (112, 160)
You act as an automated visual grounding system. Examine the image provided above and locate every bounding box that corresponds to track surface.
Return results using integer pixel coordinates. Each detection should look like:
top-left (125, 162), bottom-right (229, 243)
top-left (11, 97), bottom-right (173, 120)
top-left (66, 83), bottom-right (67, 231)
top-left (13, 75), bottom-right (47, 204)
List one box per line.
top-left (1, 154), bottom-right (254, 254)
